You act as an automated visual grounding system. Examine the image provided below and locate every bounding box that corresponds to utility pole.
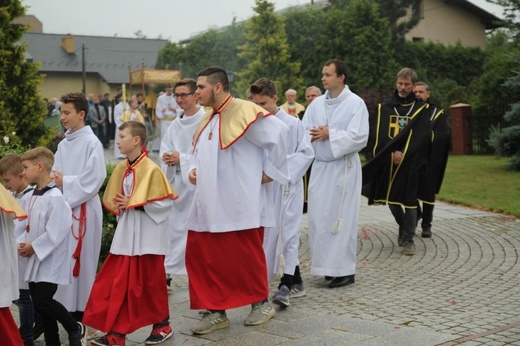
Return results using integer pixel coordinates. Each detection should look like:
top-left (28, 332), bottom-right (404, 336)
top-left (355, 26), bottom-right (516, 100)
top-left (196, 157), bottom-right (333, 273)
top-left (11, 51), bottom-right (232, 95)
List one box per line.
top-left (82, 44), bottom-right (86, 95)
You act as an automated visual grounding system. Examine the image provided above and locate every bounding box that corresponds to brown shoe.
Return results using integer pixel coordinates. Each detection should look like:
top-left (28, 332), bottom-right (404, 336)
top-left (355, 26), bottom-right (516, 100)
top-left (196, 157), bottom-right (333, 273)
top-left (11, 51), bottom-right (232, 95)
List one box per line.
top-left (403, 242), bottom-right (416, 255)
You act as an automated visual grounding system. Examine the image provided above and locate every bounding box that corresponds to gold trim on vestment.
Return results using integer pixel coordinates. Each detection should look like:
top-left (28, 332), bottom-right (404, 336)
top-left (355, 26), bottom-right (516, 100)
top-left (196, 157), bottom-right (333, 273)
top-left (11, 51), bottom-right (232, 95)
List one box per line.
top-left (192, 95), bottom-right (271, 150)
top-left (103, 154), bottom-right (177, 215)
top-left (0, 185), bottom-right (27, 220)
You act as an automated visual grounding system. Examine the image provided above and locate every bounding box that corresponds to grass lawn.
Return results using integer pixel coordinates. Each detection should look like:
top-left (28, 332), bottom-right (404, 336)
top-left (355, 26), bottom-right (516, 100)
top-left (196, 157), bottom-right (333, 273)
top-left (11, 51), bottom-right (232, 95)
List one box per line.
top-left (438, 155), bottom-right (520, 217)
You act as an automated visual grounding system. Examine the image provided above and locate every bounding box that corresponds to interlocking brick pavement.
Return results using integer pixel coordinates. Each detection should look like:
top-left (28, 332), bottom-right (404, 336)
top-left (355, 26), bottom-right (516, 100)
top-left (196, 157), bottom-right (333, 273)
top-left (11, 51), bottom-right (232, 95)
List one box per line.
top-left (15, 147), bottom-right (520, 345)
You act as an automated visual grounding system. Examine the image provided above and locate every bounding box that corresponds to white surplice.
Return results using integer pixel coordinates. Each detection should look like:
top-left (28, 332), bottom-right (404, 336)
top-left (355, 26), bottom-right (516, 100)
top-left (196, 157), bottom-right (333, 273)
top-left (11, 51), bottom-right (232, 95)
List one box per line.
top-left (263, 108), bottom-right (314, 280)
top-left (302, 86), bottom-right (369, 277)
top-left (0, 211), bottom-right (19, 307)
top-left (109, 168), bottom-right (173, 256)
top-left (54, 125), bottom-right (106, 311)
top-left (160, 108), bottom-right (204, 275)
top-left (17, 188), bottom-right (73, 285)
top-left (186, 112), bottom-right (290, 233)
top-left (14, 186), bottom-right (34, 290)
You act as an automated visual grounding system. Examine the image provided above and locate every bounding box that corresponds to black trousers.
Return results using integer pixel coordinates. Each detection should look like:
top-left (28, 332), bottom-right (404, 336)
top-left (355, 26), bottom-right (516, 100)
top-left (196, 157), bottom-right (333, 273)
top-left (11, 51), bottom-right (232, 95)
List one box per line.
top-left (417, 202), bottom-right (434, 229)
top-left (29, 282), bottom-right (78, 345)
top-left (388, 205), bottom-right (417, 243)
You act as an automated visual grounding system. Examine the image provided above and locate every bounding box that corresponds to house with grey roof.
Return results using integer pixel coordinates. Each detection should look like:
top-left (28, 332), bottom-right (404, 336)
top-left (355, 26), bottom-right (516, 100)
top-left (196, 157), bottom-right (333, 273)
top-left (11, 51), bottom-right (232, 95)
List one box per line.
top-left (23, 32), bottom-right (168, 99)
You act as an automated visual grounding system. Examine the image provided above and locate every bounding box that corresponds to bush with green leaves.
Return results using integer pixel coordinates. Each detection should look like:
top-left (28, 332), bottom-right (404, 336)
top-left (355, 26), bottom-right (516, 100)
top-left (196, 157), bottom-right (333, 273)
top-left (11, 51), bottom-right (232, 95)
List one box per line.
top-left (97, 164), bottom-right (117, 268)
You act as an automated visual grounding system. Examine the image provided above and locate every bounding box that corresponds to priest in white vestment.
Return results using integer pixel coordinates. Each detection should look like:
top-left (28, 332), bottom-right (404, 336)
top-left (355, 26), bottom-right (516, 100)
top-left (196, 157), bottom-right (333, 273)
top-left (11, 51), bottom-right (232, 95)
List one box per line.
top-left (302, 59), bottom-right (369, 289)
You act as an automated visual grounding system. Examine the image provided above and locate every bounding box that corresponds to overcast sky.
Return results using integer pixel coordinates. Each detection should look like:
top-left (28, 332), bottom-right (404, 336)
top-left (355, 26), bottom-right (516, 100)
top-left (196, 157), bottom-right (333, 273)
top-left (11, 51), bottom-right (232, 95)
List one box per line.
top-left (22, 0), bottom-right (504, 42)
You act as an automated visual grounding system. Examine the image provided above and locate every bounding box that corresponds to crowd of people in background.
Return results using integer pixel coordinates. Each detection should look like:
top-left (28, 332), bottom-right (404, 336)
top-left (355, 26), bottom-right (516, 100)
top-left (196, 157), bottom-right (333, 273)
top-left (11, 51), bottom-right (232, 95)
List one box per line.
top-left (1, 59), bottom-right (449, 346)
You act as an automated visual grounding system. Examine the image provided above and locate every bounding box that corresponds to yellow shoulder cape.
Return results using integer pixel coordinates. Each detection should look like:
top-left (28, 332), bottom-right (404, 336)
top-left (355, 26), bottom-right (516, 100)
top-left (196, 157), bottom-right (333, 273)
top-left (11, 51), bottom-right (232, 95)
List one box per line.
top-left (103, 154), bottom-right (177, 215)
top-left (192, 95), bottom-right (271, 150)
top-left (0, 184), bottom-right (27, 220)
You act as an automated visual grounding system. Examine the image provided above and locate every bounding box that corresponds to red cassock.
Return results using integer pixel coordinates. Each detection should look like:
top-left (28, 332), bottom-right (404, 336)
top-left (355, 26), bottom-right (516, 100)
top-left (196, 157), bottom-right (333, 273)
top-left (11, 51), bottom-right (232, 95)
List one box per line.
top-left (185, 227), bottom-right (268, 310)
top-left (83, 254), bottom-right (169, 334)
top-left (0, 307), bottom-right (24, 346)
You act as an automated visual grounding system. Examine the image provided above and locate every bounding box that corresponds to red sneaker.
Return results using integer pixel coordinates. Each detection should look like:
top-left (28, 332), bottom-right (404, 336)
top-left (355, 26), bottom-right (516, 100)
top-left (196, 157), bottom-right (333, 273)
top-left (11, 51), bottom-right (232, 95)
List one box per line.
top-left (145, 324), bottom-right (173, 345)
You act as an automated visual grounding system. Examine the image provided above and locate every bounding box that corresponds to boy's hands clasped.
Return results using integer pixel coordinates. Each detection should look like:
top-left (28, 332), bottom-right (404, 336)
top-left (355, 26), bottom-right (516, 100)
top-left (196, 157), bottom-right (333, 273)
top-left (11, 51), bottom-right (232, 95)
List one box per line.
top-left (113, 193), bottom-right (130, 210)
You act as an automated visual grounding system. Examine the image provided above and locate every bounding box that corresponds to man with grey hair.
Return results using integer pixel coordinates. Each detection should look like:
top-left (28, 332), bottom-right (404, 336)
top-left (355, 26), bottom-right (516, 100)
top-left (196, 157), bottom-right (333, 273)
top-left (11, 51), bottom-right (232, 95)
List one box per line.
top-left (281, 88), bottom-right (305, 117)
top-left (299, 86), bottom-right (322, 120)
top-left (362, 68), bottom-right (432, 256)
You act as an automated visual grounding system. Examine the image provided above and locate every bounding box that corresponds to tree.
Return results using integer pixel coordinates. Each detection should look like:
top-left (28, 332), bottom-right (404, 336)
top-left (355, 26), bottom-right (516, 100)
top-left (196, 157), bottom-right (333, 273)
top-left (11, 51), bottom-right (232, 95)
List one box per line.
top-left (318, 0), bottom-right (398, 91)
top-left (283, 7), bottom-right (329, 95)
top-left (0, 0), bottom-right (51, 148)
top-left (236, 0), bottom-right (302, 98)
top-left (374, 0), bottom-right (420, 45)
top-left (488, 54), bottom-right (520, 169)
top-left (156, 20), bottom-right (246, 90)
top-left (486, 0), bottom-right (520, 40)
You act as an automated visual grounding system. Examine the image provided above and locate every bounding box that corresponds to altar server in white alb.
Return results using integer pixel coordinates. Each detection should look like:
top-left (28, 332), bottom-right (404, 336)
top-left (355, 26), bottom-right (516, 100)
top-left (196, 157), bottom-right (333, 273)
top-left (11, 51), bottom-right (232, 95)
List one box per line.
top-left (302, 59), bottom-right (369, 289)
top-left (186, 66), bottom-right (289, 335)
top-left (154, 83), bottom-right (180, 151)
top-left (19, 147), bottom-right (87, 346)
top-left (160, 78), bottom-right (205, 277)
top-left (83, 121), bottom-right (177, 345)
top-left (52, 92), bottom-right (106, 321)
top-left (249, 78), bottom-right (314, 307)
top-left (0, 184), bottom-right (27, 346)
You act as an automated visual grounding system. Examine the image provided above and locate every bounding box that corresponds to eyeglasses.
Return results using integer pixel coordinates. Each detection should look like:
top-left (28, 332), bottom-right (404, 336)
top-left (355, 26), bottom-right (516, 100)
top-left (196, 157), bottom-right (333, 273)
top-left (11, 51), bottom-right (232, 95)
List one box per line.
top-left (174, 92), bottom-right (194, 99)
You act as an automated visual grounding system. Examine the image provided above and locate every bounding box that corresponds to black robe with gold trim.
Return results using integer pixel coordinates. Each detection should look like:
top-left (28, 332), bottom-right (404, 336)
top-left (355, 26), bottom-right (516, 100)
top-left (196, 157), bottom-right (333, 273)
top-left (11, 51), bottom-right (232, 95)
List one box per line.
top-left (362, 91), bottom-right (432, 207)
top-left (417, 103), bottom-right (450, 204)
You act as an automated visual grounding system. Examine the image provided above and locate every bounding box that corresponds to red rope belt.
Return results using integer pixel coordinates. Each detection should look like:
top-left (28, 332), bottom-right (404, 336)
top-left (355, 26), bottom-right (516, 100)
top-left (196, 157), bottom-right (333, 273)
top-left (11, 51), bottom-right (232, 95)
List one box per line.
top-left (71, 202), bottom-right (87, 277)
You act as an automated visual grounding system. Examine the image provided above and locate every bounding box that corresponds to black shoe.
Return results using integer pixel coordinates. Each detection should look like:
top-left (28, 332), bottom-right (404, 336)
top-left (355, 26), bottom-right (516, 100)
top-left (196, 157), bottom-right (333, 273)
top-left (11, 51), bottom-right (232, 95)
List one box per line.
top-left (422, 227), bottom-right (432, 238)
top-left (68, 322), bottom-right (87, 346)
top-left (325, 276), bottom-right (333, 281)
top-left (32, 322), bottom-right (44, 341)
top-left (328, 275), bottom-right (355, 288)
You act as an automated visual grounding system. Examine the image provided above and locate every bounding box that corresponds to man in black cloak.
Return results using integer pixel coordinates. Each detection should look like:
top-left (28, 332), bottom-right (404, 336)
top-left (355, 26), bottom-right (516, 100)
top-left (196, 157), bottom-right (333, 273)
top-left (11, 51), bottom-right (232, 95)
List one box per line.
top-left (362, 68), bottom-right (432, 255)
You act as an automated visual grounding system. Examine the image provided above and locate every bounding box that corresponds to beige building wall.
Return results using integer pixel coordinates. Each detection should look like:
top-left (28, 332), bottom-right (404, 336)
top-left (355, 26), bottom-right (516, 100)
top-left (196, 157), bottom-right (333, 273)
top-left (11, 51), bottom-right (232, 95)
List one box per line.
top-left (405, 0), bottom-right (487, 49)
top-left (37, 72), bottom-right (111, 100)
top-left (13, 15), bottom-right (43, 33)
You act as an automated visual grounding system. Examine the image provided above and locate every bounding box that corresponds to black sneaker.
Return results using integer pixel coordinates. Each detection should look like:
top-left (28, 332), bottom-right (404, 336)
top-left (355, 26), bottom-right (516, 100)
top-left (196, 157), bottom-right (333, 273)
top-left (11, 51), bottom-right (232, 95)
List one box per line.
top-left (68, 322), bottom-right (87, 346)
top-left (422, 227), bottom-right (432, 238)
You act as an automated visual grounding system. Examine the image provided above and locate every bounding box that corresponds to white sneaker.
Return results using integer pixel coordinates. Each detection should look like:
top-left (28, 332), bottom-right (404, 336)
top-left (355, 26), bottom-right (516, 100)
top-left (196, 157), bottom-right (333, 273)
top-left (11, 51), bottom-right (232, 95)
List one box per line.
top-left (244, 301), bottom-right (276, 326)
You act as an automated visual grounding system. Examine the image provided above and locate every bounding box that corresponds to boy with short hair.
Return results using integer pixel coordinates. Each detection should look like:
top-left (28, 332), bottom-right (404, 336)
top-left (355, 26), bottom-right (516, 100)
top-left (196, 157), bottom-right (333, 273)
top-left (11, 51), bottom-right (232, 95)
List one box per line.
top-left (52, 92), bottom-right (106, 322)
top-left (249, 78), bottom-right (314, 306)
top-left (83, 121), bottom-right (177, 346)
top-left (0, 154), bottom-right (36, 345)
top-left (160, 78), bottom-right (205, 278)
top-left (18, 147), bottom-right (87, 346)
top-left (0, 183), bottom-right (27, 346)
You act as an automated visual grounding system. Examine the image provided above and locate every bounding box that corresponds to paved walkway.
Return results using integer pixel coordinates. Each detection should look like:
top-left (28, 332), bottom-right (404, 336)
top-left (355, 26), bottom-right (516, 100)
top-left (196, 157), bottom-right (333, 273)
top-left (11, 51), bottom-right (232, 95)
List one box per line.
top-left (18, 147), bottom-right (520, 345)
